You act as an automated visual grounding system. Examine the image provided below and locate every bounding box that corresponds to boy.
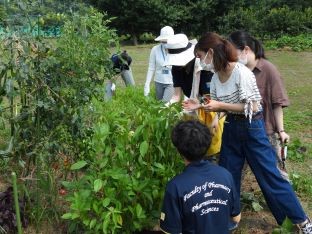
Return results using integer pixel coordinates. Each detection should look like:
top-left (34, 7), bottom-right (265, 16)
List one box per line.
top-left (160, 120), bottom-right (241, 234)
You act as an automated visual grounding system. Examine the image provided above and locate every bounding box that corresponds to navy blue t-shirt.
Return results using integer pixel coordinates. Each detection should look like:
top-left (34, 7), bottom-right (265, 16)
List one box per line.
top-left (172, 59), bottom-right (214, 98)
top-left (160, 160), bottom-right (240, 234)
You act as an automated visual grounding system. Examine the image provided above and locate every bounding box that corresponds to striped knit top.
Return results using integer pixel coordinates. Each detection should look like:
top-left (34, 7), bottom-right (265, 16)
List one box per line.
top-left (210, 63), bottom-right (262, 122)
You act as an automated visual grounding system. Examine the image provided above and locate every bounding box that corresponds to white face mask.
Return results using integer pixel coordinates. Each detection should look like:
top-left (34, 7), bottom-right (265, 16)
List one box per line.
top-left (200, 52), bottom-right (214, 71)
top-left (238, 50), bottom-right (248, 65)
top-left (238, 56), bottom-right (248, 65)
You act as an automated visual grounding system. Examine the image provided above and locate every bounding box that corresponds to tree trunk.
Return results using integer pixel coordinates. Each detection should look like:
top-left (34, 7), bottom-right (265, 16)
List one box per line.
top-left (132, 34), bottom-right (138, 46)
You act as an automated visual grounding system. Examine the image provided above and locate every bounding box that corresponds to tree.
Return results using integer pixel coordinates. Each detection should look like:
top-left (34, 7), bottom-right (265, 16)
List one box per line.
top-left (90, 0), bottom-right (183, 45)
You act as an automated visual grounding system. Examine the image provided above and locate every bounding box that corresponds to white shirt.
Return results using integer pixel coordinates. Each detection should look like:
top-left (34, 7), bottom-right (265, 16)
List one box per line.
top-left (210, 63), bottom-right (262, 120)
top-left (145, 44), bottom-right (173, 84)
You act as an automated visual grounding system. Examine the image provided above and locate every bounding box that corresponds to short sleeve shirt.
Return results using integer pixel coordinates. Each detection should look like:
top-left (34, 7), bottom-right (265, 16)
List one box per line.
top-left (160, 160), bottom-right (240, 234)
top-left (210, 63), bottom-right (262, 118)
top-left (253, 58), bottom-right (290, 134)
top-left (172, 59), bottom-right (214, 98)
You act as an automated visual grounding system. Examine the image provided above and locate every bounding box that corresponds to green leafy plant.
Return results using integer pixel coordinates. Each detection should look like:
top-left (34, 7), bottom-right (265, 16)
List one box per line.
top-left (286, 138), bottom-right (309, 162)
top-left (0, 5), bottom-right (117, 230)
top-left (290, 173), bottom-right (312, 197)
top-left (265, 34), bottom-right (312, 51)
top-left (61, 87), bottom-right (184, 233)
top-left (272, 217), bottom-right (294, 234)
top-left (240, 192), bottom-right (264, 212)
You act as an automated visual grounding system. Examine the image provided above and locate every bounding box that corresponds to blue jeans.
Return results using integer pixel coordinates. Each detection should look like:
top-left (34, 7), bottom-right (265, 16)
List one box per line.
top-left (219, 114), bottom-right (307, 225)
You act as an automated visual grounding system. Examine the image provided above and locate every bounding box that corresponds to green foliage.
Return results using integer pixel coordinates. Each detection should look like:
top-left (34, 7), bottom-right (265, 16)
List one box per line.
top-left (240, 192), bottom-right (264, 212)
top-left (88, 0), bottom-right (312, 43)
top-left (90, 0), bottom-right (184, 44)
top-left (139, 32), bottom-right (155, 44)
top-left (62, 87), bottom-right (184, 233)
top-left (262, 7), bottom-right (312, 38)
top-left (218, 7), bottom-right (261, 37)
top-left (0, 6), bottom-right (117, 228)
top-left (272, 217), bottom-right (294, 234)
top-left (286, 139), bottom-right (309, 162)
top-left (291, 173), bottom-right (312, 196)
top-left (265, 34), bottom-right (312, 51)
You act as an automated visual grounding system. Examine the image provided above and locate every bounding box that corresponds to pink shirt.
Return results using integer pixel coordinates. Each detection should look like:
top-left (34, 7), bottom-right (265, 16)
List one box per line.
top-left (252, 58), bottom-right (290, 134)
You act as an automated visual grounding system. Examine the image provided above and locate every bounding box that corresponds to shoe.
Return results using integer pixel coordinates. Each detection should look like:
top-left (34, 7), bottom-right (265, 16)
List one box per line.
top-left (299, 219), bottom-right (312, 234)
top-left (228, 220), bottom-right (239, 231)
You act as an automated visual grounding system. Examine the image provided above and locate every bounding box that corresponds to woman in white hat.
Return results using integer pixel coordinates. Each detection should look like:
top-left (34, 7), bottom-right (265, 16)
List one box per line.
top-left (144, 26), bottom-right (174, 102)
top-left (165, 33), bottom-right (224, 160)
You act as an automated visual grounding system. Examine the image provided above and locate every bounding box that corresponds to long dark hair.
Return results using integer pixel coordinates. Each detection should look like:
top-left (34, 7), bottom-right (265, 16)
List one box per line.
top-left (196, 32), bottom-right (237, 72)
top-left (228, 31), bottom-right (266, 59)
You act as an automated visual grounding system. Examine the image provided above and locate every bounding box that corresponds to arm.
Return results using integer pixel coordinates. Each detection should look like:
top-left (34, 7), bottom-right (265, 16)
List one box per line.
top-left (203, 100), bottom-right (259, 113)
top-left (232, 213), bottom-right (241, 223)
top-left (273, 105), bottom-right (290, 143)
top-left (144, 47), bottom-right (157, 96)
top-left (165, 87), bottom-right (183, 106)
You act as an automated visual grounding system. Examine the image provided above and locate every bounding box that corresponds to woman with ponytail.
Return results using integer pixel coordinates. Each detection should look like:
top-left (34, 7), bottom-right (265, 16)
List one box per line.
top-left (184, 32), bottom-right (312, 233)
top-left (228, 30), bottom-right (290, 181)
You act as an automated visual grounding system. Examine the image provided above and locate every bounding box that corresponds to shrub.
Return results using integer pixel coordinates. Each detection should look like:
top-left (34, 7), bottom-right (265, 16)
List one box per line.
top-left (139, 32), bottom-right (155, 43)
top-left (265, 34), bottom-right (312, 51)
top-left (0, 6), bottom-right (117, 228)
top-left (262, 7), bottom-right (311, 38)
top-left (62, 88), bottom-right (184, 233)
top-left (218, 7), bottom-right (261, 37)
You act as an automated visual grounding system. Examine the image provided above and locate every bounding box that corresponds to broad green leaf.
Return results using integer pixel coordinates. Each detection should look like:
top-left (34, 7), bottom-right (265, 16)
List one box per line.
top-left (139, 141), bottom-right (148, 157)
top-left (61, 213), bottom-right (72, 219)
top-left (70, 160), bottom-right (87, 170)
top-left (61, 181), bottom-right (71, 188)
top-left (90, 219), bottom-right (97, 229)
top-left (102, 213), bottom-right (111, 233)
top-left (71, 213), bottom-right (80, 219)
top-left (153, 162), bottom-right (165, 170)
top-left (94, 179), bottom-right (103, 192)
top-left (281, 217), bottom-right (294, 232)
top-left (136, 204), bottom-right (143, 217)
top-left (93, 202), bottom-right (99, 213)
top-left (102, 198), bottom-right (110, 207)
top-left (252, 201), bottom-right (263, 212)
top-left (117, 215), bottom-right (123, 225)
top-left (83, 219), bottom-right (90, 226)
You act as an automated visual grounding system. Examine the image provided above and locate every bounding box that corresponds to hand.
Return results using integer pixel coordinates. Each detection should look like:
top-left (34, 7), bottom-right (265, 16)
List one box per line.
top-left (182, 99), bottom-right (200, 111)
top-left (202, 100), bottom-right (222, 112)
top-left (209, 115), bottom-right (219, 134)
top-left (111, 83), bottom-right (116, 91)
top-left (144, 85), bottom-right (150, 96)
top-left (279, 131), bottom-right (290, 144)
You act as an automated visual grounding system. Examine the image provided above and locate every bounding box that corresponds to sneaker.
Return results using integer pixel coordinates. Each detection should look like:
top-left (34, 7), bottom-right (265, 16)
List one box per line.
top-left (299, 219), bottom-right (312, 234)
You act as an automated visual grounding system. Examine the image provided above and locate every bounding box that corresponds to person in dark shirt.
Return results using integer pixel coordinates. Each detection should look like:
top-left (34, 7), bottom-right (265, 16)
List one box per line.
top-left (164, 34), bottom-right (224, 159)
top-left (160, 120), bottom-right (241, 234)
top-left (105, 50), bottom-right (135, 100)
top-left (171, 59), bottom-right (213, 98)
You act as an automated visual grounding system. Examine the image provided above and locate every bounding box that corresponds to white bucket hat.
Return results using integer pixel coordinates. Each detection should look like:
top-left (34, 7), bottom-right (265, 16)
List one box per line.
top-left (164, 33), bottom-right (195, 66)
top-left (155, 26), bottom-right (174, 42)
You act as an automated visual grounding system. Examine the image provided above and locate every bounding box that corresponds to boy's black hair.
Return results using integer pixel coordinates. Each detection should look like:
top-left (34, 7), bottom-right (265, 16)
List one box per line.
top-left (171, 120), bottom-right (212, 162)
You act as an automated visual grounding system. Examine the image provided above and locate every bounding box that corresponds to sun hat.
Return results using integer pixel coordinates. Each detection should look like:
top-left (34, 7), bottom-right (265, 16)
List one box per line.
top-left (164, 33), bottom-right (195, 66)
top-left (155, 26), bottom-right (174, 42)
